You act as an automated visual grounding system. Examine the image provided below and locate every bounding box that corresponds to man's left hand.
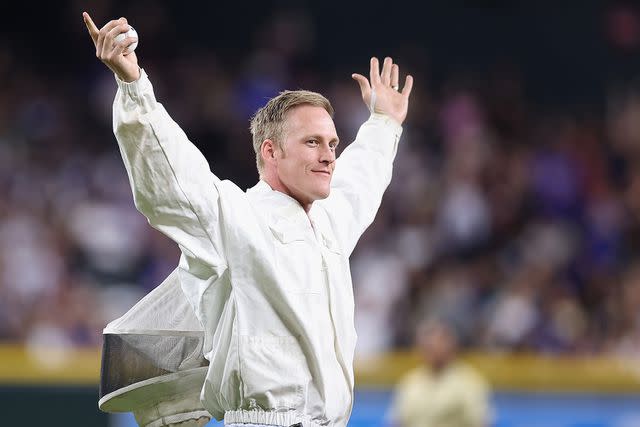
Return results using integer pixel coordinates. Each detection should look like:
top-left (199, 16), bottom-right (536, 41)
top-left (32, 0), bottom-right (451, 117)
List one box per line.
top-left (352, 57), bottom-right (414, 125)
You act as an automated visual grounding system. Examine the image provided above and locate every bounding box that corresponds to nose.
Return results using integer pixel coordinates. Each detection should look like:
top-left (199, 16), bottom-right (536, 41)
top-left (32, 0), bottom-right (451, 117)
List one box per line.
top-left (319, 144), bottom-right (336, 164)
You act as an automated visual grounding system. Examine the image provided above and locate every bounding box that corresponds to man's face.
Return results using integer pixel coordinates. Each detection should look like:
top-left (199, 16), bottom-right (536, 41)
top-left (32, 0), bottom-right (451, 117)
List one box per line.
top-left (274, 105), bottom-right (339, 208)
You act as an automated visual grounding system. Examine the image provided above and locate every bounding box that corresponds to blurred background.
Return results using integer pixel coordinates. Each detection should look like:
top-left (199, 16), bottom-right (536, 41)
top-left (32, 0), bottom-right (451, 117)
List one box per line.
top-left (2, 0), bottom-right (640, 425)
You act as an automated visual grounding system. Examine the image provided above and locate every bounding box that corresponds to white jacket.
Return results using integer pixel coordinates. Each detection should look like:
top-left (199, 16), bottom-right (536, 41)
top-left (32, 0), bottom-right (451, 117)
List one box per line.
top-left (113, 69), bottom-right (402, 426)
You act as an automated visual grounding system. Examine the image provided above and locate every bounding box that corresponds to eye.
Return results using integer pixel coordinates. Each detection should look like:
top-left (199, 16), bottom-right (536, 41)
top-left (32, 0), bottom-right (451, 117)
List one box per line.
top-left (329, 142), bottom-right (338, 150)
top-left (306, 139), bottom-right (319, 147)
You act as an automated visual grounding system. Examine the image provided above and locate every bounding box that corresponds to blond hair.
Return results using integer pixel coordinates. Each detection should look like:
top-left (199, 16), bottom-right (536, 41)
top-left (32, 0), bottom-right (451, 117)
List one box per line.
top-left (250, 90), bottom-right (334, 175)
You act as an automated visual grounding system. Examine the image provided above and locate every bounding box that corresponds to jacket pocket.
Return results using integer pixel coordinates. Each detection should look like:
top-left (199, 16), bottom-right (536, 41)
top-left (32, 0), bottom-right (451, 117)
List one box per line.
top-left (239, 335), bottom-right (310, 410)
top-left (268, 221), bottom-right (323, 295)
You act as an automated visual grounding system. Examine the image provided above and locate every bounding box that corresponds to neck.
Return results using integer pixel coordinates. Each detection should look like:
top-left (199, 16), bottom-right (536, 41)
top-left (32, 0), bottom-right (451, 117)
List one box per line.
top-left (425, 356), bottom-right (454, 375)
top-left (261, 175), bottom-right (313, 213)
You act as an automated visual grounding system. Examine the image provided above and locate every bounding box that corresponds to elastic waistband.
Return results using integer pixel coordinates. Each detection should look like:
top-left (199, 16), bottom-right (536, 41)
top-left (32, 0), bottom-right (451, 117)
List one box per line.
top-left (224, 409), bottom-right (321, 427)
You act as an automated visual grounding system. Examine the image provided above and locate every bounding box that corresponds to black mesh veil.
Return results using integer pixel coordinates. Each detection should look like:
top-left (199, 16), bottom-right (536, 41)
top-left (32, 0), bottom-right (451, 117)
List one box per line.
top-left (98, 269), bottom-right (211, 426)
top-left (100, 332), bottom-right (208, 398)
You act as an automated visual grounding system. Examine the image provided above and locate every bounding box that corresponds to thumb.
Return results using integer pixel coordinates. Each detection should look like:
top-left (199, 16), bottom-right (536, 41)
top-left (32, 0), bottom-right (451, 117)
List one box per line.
top-left (352, 73), bottom-right (371, 98)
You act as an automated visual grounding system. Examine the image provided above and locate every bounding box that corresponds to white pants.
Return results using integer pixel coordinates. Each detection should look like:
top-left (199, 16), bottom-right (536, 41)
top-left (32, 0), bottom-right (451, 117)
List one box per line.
top-left (226, 424), bottom-right (282, 427)
top-left (226, 424), bottom-right (297, 427)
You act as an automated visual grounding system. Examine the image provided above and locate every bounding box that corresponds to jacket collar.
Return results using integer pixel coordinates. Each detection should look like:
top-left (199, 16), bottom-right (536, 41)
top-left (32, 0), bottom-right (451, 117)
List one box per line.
top-left (247, 180), bottom-right (310, 225)
top-left (247, 180), bottom-right (339, 251)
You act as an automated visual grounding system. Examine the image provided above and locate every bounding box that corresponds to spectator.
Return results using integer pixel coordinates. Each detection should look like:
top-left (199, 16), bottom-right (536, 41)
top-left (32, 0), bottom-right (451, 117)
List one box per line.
top-left (388, 316), bottom-right (491, 427)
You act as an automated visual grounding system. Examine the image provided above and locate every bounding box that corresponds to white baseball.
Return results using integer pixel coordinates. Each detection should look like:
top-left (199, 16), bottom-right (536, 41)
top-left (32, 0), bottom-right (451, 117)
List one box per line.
top-left (114, 25), bottom-right (138, 53)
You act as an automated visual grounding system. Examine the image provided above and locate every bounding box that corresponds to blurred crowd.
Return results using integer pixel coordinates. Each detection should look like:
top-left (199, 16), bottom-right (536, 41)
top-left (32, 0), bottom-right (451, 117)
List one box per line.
top-left (2, 2), bottom-right (640, 359)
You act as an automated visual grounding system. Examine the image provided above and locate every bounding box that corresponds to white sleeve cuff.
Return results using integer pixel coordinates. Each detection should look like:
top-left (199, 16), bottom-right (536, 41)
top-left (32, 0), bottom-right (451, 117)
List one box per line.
top-left (358, 113), bottom-right (404, 159)
top-left (114, 68), bottom-right (157, 114)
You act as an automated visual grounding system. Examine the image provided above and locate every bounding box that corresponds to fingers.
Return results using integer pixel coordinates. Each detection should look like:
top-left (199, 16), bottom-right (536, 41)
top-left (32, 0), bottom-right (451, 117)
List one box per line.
top-left (391, 64), bottom-right (399, 89)
top-left (97, 18), bottom-right (128, 60)
top-left (96, 18), bottom-right (121, 59)
top-left (104, 22), bottom-right (131, 56)
top-left (82, 12), bottom-right (99, 45)
top-left (369, 57), bottom-right (381, 85)
top-left (357, 56), bottom-right (413, 120)
top-left (369, 56), bottom-right (399, 89)
top-left (381, 57), bottom-right (392, 86)
top-left (401, 75), bottom-right (414, 98)
top-left (114, 36), bottom-right (137, 57)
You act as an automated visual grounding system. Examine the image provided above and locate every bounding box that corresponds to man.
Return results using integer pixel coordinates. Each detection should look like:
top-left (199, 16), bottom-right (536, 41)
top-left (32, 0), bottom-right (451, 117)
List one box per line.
top-left (389, 317), bottom-right (491, 427)
top-left (83, 12), bottom-right (413, 427)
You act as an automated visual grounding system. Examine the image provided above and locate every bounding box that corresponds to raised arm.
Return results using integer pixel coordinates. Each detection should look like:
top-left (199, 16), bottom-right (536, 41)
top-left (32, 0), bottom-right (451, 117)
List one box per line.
top-left (322, 57), bottom-right (414, 255)
top-left (83, 12), bottom-right (227, 271)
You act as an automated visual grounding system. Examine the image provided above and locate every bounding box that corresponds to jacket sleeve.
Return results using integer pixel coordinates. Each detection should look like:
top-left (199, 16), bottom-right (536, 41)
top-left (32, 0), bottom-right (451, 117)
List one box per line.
top-left (112, 69), bottom-right (227, 273)
top-left (321, 113), bottom-right (403, 256)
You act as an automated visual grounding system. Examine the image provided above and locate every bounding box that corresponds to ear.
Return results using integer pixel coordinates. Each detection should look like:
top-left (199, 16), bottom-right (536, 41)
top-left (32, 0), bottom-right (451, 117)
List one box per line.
top-left (260, 139), bottom-right (278, 167)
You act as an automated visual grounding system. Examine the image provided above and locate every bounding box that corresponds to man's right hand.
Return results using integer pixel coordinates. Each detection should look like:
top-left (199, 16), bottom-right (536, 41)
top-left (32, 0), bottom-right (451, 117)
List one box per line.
top-left (83, 12), bottom-right (141, 83)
